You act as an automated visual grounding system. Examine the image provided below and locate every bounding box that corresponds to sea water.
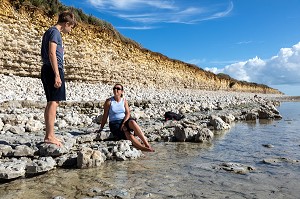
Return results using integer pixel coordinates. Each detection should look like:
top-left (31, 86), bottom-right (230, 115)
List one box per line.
top-left (0, 102), bottom-right (299, 199)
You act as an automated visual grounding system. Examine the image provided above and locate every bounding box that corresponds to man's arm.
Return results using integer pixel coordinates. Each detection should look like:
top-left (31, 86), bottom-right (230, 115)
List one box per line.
top-left (49, 41), bottom-right (61, 88)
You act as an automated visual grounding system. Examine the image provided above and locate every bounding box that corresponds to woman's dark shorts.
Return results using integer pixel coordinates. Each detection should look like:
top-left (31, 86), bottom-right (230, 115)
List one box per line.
top-left (109, 118), bottom-right (136, 140)
top-left (41, 65), bottom-right (66, 102)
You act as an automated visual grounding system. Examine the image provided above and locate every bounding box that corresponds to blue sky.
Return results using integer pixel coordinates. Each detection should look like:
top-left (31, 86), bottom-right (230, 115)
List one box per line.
top-left (60, 0), bottom-right (300, 96)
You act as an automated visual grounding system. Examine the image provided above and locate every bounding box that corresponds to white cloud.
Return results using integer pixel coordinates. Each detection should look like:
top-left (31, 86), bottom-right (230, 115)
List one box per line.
top-left (236, 40), bottom-right (253, 45)
top-left (86, 0), bottom-right (233, 25)
top-left (205, 42), bottom-right (300, 86)
top-left (89, 0), bottom-right (177, 10)
top-left (117, 26), bottom-right (157, 30)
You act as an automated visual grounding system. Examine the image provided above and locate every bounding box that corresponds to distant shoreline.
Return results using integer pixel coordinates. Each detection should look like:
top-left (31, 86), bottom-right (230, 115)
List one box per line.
top-left (273, 96), bottom-right (300, 102)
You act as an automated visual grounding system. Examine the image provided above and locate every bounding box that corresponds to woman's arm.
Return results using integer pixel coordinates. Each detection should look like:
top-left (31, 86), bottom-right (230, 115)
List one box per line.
top-left (123, 98), bottom-right (131, 123)
top-left (99, 98), bottom-right (111, 130)
top-left (120, 98), bottom-right (131, 131)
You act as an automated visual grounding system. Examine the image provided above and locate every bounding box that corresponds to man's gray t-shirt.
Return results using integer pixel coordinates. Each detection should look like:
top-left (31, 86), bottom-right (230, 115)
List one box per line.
top-left (41, 26), bottom-right (64, 69)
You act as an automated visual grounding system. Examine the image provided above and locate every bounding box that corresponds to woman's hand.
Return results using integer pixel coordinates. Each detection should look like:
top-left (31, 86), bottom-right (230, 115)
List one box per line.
top-left (121, 122), bottom-right (127, 132)
top-left (96, 127), bottom-right (103, 133)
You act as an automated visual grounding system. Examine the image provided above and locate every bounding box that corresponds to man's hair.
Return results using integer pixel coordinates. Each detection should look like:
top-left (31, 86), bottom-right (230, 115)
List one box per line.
top-left (57, 11), bottom-right (77, 27)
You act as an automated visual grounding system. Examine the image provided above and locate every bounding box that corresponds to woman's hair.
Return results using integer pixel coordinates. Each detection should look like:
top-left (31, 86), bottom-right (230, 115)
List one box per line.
top-left (114, 83), bottom-right (123, 90)
top-left (57, 11), bottom-right (77, 27)
top-left (114, 83), bottom-right (124, 97)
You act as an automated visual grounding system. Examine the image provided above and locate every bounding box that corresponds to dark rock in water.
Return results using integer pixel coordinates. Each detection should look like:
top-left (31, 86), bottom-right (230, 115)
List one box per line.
top-left (55, 153), bottom-right (78, 168)
top-left (262, 157), bottom-right (300, 165)
top-left (219, 162), bottom-right (256, 174)
top-left (103, 188), bottom-right (130, 199)
top-left (245, 112), bottom-right (258, 120)
top-left (174, 125), bottom-right (197, 142)
top-left (262, 144), bottom-right (274, 148)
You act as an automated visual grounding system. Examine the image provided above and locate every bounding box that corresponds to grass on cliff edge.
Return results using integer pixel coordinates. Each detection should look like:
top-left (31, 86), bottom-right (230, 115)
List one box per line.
top-left (9, 0), bottom-right (141, 48)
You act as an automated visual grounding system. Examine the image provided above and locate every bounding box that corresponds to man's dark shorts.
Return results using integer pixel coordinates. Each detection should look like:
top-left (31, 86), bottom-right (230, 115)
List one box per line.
top-left (109, 118), bottom-right (136, 140)
top-left (41, 65), bottom-right (66, 102)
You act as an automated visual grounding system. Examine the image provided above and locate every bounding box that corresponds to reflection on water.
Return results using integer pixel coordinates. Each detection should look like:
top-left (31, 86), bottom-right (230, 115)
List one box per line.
top-left (0, 102), bottom-right (300, 199)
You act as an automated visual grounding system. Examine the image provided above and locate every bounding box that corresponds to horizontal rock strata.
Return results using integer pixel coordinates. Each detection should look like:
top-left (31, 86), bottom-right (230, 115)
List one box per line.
top-left (0, 0), bottom-right (281, 94)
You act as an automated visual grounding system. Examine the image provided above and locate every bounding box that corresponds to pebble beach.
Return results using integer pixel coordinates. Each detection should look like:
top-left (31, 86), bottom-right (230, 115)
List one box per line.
top-left (0, 73), bottom-right (292, 198)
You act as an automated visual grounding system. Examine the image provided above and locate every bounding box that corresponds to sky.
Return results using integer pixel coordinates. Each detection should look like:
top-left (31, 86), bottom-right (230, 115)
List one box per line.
top-left (60, 0), bottom-right (300, 96)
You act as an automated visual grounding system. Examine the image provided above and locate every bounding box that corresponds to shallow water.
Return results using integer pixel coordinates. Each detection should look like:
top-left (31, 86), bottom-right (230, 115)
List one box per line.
top-left (1, 102), bottom-right (300, 199)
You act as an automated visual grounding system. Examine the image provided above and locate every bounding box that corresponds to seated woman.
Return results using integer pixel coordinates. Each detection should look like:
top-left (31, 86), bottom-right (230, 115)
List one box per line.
top-left (98, 84), bottom-right (154, 152)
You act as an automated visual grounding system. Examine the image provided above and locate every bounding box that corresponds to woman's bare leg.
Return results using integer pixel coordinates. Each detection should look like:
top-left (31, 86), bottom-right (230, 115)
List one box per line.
top-left (125, 131), bottom-right (153, 152)
top-left (127, 120), bottom-right (154, 151)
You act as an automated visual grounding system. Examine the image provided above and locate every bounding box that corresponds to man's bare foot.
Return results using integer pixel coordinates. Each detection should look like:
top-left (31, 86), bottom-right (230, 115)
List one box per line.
top-left (44, 138), bottom-right (63, 147)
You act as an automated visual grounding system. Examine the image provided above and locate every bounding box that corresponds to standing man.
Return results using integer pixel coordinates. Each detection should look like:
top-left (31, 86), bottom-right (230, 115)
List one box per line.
top-left (41, 11), bottom-right (77, 146)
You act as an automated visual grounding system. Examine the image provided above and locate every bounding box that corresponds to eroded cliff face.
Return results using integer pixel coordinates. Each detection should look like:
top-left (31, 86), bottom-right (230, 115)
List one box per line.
top-left (0, 0), bottom-right (282, 94)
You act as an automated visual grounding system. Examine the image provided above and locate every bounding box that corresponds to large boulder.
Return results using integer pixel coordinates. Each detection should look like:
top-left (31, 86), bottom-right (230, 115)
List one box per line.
top-left (195, 128), bottom-right (214, 143)
top-left (77, 147), bottom-right (106, 169)
top-left (209, 115), bottom-right (231, 130)
top-left (174, 125), bottom-right (197, 142)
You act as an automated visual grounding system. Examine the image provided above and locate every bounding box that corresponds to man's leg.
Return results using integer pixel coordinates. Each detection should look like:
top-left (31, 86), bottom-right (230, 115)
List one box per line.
top-left (44, 101), bottom-right (62, 146)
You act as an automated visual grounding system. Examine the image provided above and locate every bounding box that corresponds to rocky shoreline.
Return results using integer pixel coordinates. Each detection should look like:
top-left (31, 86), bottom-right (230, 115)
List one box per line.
top-left (0, 74), bottom-right (284, 183)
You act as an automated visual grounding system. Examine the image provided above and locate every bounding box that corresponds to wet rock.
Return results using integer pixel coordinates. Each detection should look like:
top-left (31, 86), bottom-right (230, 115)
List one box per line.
top-left (135, 191), bottom-right (152, 198)
top-left (274, 114), bottom-right (283, 119)
top-left (209, 115), bottom-right (231, 130)
top-left (245, 112), bottom-right (258, 120)
top-left (26, 156), bottom-right (57, 174)
top-left (262, 157), bottom-right (300, 165)
top-left (0, 159), bottom-right (26, 179)
top-left (258, 109), bottom-right (275, 119)
top-left (123, 148), bottom-right (142, 159)
top-left (103, 188), bottom-right (130, 199)
top-left (195, 128), bottom-right (214, 143)
top-left (55, 153), bottom-right (77, 167)
top-left (262, 144), bottom-right (274, 148)
top-left (174, 126), bottom-right (197, 142)
top-left (77, 147), bottom-right (106, 168)
top-left (52, 196), bottom-right (66, 199)
top-left (219, 162), bottom-right (255, 174)
top-left (220, 114), bottom-right (235, 124)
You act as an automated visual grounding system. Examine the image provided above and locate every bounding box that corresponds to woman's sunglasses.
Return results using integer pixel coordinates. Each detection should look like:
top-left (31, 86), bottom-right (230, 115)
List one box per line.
top-left (113, 87), bottom-right (122, 91)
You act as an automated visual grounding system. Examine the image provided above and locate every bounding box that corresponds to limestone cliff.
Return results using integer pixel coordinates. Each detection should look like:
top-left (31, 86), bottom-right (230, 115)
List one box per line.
top-left (0, 0), bottom-right (282, 94)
